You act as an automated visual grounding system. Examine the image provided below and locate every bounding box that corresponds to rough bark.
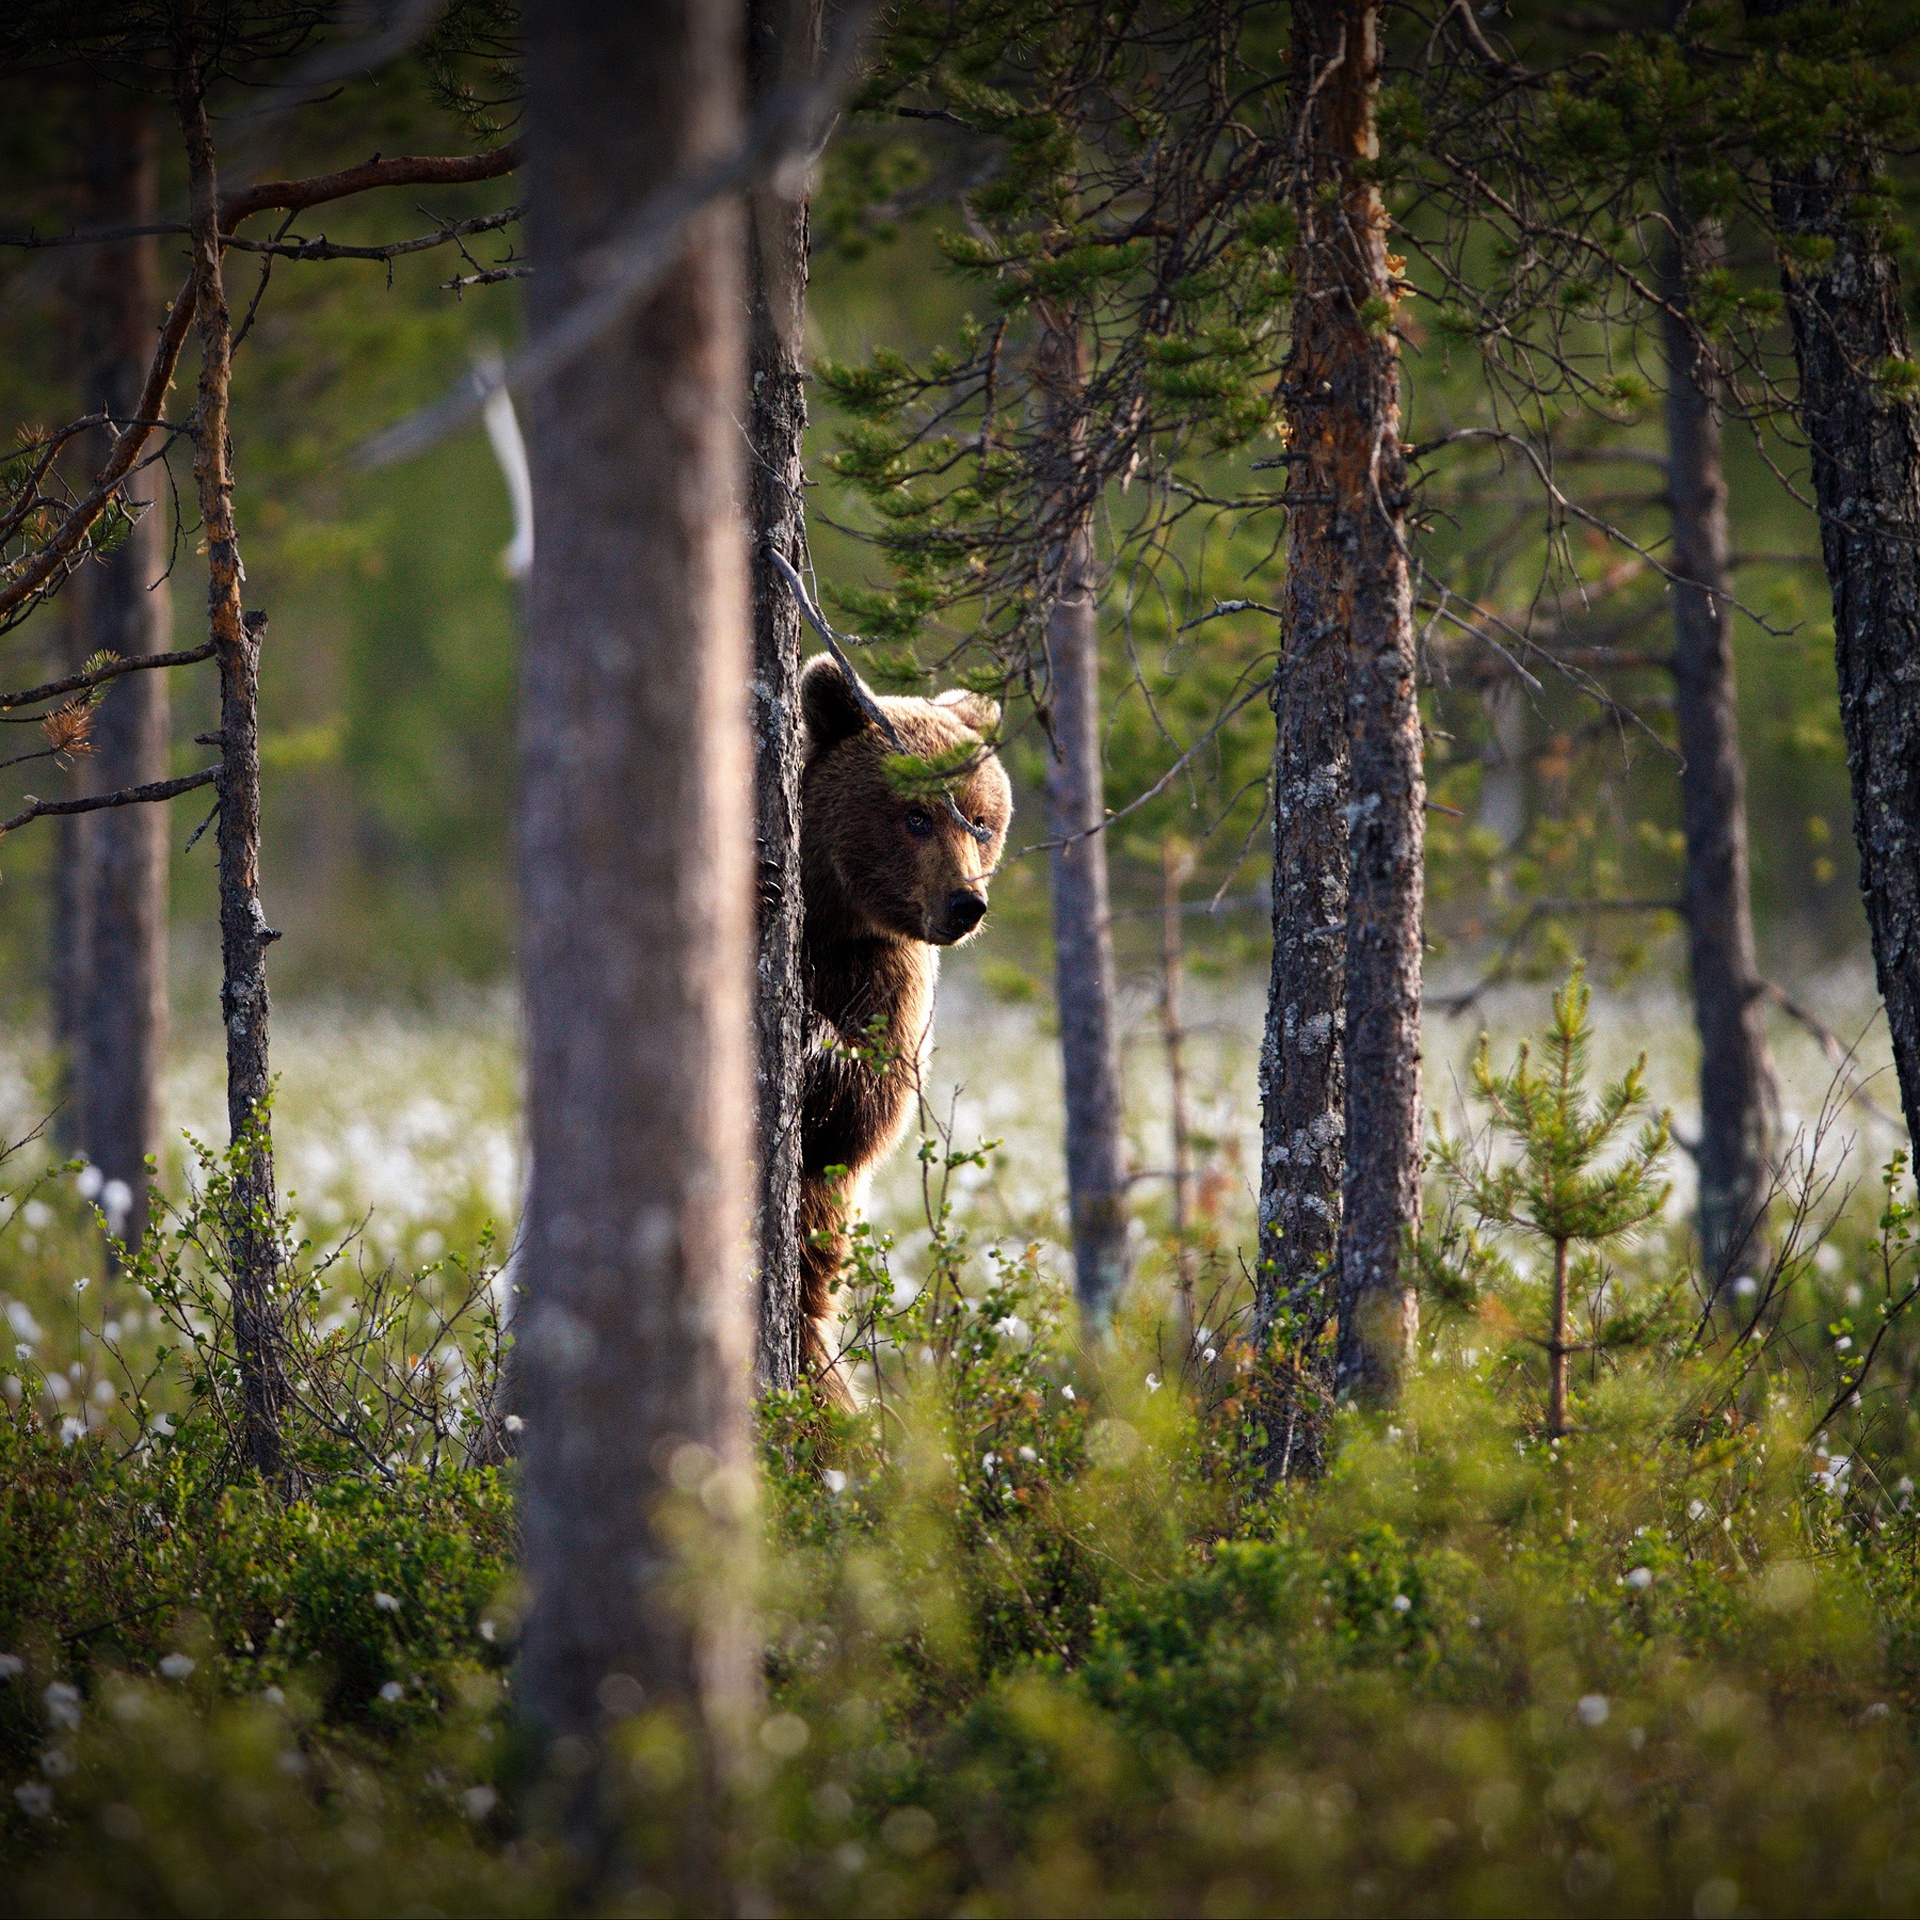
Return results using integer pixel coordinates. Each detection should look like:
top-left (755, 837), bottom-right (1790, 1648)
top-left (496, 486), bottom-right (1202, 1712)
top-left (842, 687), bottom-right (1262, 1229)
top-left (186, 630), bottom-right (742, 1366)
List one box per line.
top-left (67, 97), bottom-right (171, 1253)
top-left (517, 0), bottom-right (755, 1877)
top-left (1044, 504), bottom-right (1132, 1323)
top-left (748, 0), bottom-right (818, 1395)
top-left (177, 45), bottom-right (289, 1487)
top-left (1763, 86), bottom-right (1920, 1166)
top-left (1660, 207), bottom-right (1777, 1282)
top-left (1324, 0), bottom-right (1424, 1404)
top-left (1257, 0), bottom-right (1352, 1395)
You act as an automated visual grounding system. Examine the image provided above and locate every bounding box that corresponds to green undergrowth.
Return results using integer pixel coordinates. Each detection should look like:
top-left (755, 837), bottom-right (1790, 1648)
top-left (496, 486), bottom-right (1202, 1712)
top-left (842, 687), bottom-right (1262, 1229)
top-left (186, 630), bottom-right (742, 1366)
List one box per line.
top-left (4, 990), bottom-right (1920, 1913)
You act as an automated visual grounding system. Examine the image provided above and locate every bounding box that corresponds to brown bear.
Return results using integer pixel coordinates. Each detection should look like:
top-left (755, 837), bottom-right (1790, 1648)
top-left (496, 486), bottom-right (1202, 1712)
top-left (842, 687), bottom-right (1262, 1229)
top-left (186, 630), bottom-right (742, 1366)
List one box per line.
top-left (797, 654), bottom-right (1012, 1394)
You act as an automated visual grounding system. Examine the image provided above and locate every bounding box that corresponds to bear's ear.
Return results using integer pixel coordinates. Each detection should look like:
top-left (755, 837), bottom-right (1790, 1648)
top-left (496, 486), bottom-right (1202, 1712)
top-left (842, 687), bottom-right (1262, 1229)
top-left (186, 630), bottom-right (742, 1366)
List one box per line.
top-left (801, 655), bottom-right (871, 749)
top-left (934, 687), bottom-right (1001, 736)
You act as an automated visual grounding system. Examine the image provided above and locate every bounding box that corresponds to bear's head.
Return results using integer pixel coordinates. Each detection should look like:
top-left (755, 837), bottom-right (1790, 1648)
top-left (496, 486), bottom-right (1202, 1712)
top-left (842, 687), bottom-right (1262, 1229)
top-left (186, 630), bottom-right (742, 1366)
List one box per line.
top-left (800, 655), bottom-right (1013, 948)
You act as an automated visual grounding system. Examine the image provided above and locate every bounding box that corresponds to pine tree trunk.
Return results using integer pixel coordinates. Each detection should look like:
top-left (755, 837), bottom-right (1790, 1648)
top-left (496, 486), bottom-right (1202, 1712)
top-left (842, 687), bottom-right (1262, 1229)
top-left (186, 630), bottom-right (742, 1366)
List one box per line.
top-left (70, 97), bottom-right (171, 1255)
top-left (1045, 515), bottom-right (1132, 1322)
top-left (1036, 308), bottom-right (1130, 1322)
top-left (1660, 207), bottom-right (1776, 1283)
top-left (748, 0), bottom-right (817, 1395)
top-left (1256, 0), bottom-right (1353, 1416)
top-left (1764, 115), bottom-right (1920, 1161)
top-left (1325, 0), bottom-right (1424, 1405)
top-left (177, 46), bottom-right (289, 1488)
top-left (1161, 838), bottom-right (1197, 1312)
top-left (517, 0), bottom-right (756, 1875)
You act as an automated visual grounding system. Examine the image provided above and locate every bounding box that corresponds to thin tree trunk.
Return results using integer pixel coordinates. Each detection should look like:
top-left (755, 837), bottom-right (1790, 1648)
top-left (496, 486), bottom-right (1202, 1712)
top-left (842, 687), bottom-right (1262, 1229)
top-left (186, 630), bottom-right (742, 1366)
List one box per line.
top-left (1326, 0), bottom-right (1424, 1405)
top-left (1161, 837), bottom-right (1197, 1314)
top-left (1761, 107), bottom-right (1920, 1164)
top-left (1659, 204), bottom-right (1776, 1283)
top-left (518, 0), bottom-right (756, 1880)
top-left (1045, 517), bottom-right (1131, 1323)
top-left (748, 0), bottom-right (818, 1395)
top-left (1548, 1236), bottom-right (1570, 1439)
top-left (70, 97), bottom-right (171, 1254)
top-left (1035, 306), bottom-right (1129, 1323)
top-left (176, 41), bottom-right (289, 1487)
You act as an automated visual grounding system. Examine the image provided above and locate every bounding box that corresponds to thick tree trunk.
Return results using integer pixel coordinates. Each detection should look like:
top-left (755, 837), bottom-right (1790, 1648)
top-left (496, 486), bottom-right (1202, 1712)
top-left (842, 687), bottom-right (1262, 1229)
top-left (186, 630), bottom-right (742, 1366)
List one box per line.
top-left (748, 0), bottom-right (817, 1395)
top-left (518, 0), bottom-right (755, 1877)
top-left (1660, 208), bottom-right (1777, 1282)
top-left (1045, 517), bottom-right (1132, 1322)
top-left (1765, 120), bottom-right (1920, 1162)
top-left (69, 99), bottom-right (171, 1253)
top-left (1323, 0), bottom-right (1424, 1405)
top-left (177, 52), bottom-right (289, 1487)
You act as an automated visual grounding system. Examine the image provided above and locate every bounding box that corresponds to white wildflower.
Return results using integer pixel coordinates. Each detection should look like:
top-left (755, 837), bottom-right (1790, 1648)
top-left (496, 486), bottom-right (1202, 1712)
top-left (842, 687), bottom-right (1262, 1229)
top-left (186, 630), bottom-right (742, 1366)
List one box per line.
top-left (158, 1654), bottom-right (194, 1681)
top-left (373, 1592), bottom-right (402, 1614)
top-left (1576, 1695), bottom-right (1610, 1728)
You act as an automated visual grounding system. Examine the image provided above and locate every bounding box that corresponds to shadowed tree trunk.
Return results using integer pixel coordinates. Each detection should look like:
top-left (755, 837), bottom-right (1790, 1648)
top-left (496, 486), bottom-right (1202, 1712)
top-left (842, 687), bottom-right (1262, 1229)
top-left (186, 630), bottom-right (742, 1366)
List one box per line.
top-left (749, 0), bottom-right (818, 1395)
top-left (66, 97), bottom-right (171, 1254)
top-left (517, 0), bottom-right (756, 1879)
top-left (1255, 0), bottom-right (1355, 1472)
top-left (1323, 0), bottom-right (1424, 1405)
top-left (176, 39), bottom-right (289, 1488)
top-left (1660, 203), bottom-right (1777, 1283)
top-left (1760, 51), bottom-right (1920, 1164)
top-left (1037, 310), bottom-right (1131, 1324)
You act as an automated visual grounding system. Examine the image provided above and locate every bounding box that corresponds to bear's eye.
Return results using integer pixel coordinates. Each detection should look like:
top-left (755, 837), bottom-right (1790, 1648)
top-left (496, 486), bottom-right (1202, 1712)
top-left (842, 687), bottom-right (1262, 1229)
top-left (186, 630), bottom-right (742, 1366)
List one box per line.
top-left (904, 807), bottom-right (933, 839)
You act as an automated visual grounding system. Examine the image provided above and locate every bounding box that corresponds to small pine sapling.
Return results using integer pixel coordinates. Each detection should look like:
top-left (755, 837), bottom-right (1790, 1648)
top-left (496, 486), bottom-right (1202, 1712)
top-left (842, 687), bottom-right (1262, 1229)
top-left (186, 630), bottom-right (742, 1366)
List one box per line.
top-left (1430, 969), bottom-right (1672, 1438)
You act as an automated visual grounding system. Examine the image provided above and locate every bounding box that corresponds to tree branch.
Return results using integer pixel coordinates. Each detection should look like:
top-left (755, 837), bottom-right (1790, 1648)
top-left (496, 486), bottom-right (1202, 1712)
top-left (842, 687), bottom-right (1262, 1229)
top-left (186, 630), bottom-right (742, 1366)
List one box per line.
top-left (0, 642), bottom-right (217, 715)
top-left (1, 765), bottom-right (220, 838)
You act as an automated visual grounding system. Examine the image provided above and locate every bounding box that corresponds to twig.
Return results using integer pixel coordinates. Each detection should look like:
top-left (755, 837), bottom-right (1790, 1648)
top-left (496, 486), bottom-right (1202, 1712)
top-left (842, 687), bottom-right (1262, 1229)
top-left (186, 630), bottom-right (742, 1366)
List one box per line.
top-left (764, 546), bottom-right (994, 846)
top-left (1759, 982), bottom-right (1905, 1132)
top-left (1, 765), bottom-right (221, 838)
top-left (1433, 897), bottom-right (1684, 1017)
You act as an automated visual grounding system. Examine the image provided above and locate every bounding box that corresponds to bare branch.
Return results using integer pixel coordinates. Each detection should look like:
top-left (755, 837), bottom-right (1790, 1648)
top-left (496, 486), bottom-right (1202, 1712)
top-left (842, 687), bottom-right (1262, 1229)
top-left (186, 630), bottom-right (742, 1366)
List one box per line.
top-left (764, 545), bottom-right (993, 847)
top-left (1, 765), bottom-right (221, 839)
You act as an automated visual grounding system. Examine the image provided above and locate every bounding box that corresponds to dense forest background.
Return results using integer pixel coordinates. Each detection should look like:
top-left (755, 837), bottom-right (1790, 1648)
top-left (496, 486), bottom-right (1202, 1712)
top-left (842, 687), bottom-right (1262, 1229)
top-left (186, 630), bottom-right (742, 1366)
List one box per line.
top-left (0, 44), bottom-right (1864, 1018)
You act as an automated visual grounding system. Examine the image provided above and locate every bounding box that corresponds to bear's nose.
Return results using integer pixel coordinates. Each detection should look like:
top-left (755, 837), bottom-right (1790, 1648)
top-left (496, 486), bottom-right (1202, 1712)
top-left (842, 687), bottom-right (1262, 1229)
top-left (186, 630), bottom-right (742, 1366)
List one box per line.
top-left (946, 889), bottom-right (987, 934)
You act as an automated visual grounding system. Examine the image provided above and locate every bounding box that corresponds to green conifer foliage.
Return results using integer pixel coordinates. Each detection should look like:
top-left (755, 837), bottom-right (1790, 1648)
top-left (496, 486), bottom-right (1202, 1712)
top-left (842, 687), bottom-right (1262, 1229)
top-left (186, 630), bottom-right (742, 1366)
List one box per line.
top-left (1430, 970), bottom-right (1671, 1439)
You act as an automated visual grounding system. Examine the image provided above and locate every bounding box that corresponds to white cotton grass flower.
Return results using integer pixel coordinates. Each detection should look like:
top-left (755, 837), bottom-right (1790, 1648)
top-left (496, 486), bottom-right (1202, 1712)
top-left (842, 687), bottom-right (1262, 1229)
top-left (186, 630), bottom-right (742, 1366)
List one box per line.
top-left (1391, 1594), bottom-right (1412, 1614)
top-left (379, 1681), bottom-right (405, 1702)
top-left (43, 1682), bottom-right (81, 1729)
top-left (157, 1654), bottom-right (194, 1681)
top-left (1017, 1446), bottom-right (1038, 1464)
top-left (6, 1302), bottom-right (40, 1344)
top-left (1626, 1566), bottom-right (1654, 1591)
top-left (76, 1164), bottom-right (103, 1202)
top-left (373, 1592), bottom-right (402, 1614)
top-left (14, 1781), bottom-right (52, 1818)
top-left (1576, 1694), bottom-right (1610, 1728)
top-left (462, 1785), bottom-right (499, 1820)
top-left (821, 1469), bottom-right (848, 1495)
top-left (1145, 1374), bottom-right (1162, 1393)
top-left (0, 1654), bottom-right (23, 1679)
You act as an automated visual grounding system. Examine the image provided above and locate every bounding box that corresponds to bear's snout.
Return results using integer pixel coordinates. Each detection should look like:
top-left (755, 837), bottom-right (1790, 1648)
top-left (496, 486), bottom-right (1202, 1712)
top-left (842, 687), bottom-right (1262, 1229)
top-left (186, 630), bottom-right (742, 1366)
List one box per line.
top-left (938, 887), bottom-right (988, 943)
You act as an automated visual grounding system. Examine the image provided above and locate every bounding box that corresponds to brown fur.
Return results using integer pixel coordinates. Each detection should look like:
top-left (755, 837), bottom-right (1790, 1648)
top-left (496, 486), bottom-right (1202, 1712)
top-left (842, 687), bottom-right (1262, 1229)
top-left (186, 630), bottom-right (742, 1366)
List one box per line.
top-left (797, 656), bottom-right (1012, 1397)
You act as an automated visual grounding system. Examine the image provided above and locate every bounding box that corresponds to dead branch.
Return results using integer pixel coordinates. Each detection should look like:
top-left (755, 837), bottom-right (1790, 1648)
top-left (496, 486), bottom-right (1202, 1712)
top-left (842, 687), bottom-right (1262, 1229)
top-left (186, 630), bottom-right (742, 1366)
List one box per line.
top-left (1759, 981), bottom-right (1906, 1133)
top-left (1, 765), bottom-right (220, 838)
top-left (764, 545), bottom-right (993, 847)
top-left (1433, 897), bottom-right (1685, 1018)
top-left (223, 202), bottom-right (523, 265)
